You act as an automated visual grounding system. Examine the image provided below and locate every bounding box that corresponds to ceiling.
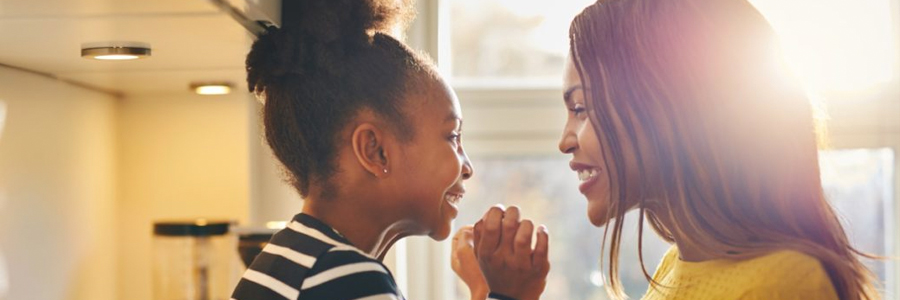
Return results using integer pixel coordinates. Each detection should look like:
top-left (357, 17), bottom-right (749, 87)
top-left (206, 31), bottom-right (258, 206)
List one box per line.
top-left (0, 0), bottom-right (255, 97)
top-left (0, 0), bottom-right (896, 136)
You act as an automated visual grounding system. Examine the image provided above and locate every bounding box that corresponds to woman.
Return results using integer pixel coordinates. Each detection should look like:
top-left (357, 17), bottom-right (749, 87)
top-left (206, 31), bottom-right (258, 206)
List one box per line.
top-left (460, 0), bottom-right (879, 299)
top-left (230, 0), bottom-right (548, 299)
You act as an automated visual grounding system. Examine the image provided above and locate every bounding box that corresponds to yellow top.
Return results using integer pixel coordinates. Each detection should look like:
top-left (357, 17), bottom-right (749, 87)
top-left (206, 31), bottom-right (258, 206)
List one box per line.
top-left (642, 246), bottom-right (839, 300)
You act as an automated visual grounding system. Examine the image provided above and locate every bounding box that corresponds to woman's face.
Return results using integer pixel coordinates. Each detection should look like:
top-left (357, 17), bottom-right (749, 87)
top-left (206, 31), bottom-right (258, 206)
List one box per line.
top-left (393, 75), bottom-right (474, 240)
top-left (559, 55), bottom-right (613, 227)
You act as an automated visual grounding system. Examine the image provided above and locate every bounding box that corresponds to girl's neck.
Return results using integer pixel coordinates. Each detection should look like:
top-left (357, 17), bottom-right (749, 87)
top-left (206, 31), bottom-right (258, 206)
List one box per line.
top-left (301, 196), bottom-right (410, 261)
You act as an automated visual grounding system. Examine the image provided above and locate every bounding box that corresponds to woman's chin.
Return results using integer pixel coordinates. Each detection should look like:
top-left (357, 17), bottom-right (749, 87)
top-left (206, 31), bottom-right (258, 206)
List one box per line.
top-left (587, 202), bottom-right (611, 227)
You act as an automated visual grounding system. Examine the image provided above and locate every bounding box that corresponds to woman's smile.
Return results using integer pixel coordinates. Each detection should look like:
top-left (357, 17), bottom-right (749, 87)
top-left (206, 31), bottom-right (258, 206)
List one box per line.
top-left (570, 161), bottom-right (601, 195)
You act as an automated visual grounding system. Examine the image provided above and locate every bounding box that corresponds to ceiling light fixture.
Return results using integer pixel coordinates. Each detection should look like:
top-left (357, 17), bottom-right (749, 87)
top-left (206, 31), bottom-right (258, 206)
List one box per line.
top-left (191, 82), bottom-right (233, 95)
top-left (81, 42), bottom-right (151, 60)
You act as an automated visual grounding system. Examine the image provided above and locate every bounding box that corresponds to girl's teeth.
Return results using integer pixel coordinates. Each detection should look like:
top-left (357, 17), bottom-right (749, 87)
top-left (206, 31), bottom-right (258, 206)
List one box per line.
top-left (445, 194), bottom-right (462, 204)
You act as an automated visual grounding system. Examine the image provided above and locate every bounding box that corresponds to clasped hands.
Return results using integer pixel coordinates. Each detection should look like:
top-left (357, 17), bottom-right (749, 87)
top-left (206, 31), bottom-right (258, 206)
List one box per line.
top-left (452, 205), bottom-right (550, 300)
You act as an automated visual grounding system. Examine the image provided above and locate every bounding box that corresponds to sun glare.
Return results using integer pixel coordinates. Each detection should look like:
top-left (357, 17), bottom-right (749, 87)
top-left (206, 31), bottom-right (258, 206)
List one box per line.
top-left (750, 0), bottom-right (897, 93)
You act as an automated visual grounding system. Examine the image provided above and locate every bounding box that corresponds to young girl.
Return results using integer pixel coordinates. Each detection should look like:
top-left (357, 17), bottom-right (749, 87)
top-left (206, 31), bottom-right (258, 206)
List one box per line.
top-left (230, 1), bottom-right (548, 299)
top-left (463, 0), bottom-right (880, 299)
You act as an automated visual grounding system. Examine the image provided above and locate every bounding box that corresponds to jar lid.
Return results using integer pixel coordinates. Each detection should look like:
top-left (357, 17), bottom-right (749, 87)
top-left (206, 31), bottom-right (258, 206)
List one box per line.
top-left (153, 219), bottom-right (233, 236)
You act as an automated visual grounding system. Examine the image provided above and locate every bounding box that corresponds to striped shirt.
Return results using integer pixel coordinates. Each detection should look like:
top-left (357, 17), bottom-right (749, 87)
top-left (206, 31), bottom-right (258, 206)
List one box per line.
top-left (488, 293), bottom-right (518, 300)
top-left (231, 213), bottom-right (406, 300)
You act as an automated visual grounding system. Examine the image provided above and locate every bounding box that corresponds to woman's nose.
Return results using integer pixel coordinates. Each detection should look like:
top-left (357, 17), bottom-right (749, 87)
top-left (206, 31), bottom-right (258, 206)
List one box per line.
top-left (559, 130), bottom-right (577, 154)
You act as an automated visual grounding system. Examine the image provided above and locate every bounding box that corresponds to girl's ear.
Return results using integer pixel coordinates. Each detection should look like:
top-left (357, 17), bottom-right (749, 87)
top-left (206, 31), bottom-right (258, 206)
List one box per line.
top-left (351, 123), bottom-right (390, 178)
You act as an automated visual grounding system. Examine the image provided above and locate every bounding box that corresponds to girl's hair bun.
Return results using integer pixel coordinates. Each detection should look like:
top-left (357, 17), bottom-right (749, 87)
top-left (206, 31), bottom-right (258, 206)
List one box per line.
top-left (246, 26), bottom-right (285, 95)
top-left (246, 0), bottom-right (415, 95)
top-left (283, 0), bottom-right (414, 45)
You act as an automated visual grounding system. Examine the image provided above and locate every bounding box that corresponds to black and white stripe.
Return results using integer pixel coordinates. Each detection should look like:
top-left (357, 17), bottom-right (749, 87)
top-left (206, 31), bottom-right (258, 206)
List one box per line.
top-left (487, 293), bottom-right (519, 300)
top-left (231, 214), bottom-right (405, 300)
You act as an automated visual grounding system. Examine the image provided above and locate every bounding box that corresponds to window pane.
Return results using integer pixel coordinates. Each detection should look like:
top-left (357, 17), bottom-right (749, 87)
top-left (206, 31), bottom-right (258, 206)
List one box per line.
top-left (819, 148), bottom-right (895, 296)
top-left (448, 0), bottom-right (593, 86)
top-left (453, 149), bottom-right (894, 299)
top-left (447, 0), bottom-right (896, 91)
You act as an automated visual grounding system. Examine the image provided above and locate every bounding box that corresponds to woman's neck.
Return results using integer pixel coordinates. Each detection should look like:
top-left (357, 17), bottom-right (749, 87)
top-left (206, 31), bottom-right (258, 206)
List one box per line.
top-left (672, 239), bottom-right (719, 262)
top-left (649, 209), bottom-right (721, 262)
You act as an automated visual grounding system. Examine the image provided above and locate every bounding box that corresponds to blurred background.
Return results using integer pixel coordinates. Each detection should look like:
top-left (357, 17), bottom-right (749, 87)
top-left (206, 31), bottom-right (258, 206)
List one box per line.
top-left (0, 0), bottom-right (897, 299)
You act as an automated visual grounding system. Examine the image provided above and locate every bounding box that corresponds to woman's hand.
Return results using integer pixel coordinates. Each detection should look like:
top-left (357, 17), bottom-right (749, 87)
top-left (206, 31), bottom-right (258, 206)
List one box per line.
top-left (473, 205), bottom-right (550, 300)
top-left (452, 226), bottom-right (489, 300)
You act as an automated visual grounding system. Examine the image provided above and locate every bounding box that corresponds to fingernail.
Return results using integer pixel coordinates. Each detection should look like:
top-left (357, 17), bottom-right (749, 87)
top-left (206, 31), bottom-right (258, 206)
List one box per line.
top-left (495, 203), bottom-right (506, 210)
top-left (538, 225), bottom-right (548, 233)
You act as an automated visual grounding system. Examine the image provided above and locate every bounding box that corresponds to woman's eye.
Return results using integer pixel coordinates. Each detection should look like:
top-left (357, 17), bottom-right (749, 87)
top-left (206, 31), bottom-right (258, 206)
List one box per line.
top-left (569, 105), bottom-right (586, 116)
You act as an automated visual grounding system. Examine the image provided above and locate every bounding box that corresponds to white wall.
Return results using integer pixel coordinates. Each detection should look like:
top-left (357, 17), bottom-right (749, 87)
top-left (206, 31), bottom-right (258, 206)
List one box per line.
top-left (0, 68), bottom-right (117, 300)
top-left (116, 92), bottom-right (253, 300)
top-left (0, 67), bottom-right (269, 300)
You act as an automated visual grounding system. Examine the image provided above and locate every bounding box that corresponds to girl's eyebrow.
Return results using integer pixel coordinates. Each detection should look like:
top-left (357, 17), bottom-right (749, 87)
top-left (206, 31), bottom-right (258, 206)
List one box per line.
top-left (445, 113), bottom-right (462, 124)
top-left (445, 113), bottom-right (463, 130)
top-left (563, 85), bottom-right (583, 104)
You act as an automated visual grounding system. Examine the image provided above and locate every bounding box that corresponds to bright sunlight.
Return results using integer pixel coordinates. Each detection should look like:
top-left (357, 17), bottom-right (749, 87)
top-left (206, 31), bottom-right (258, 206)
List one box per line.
top-left (750, 0), bottom-right (897, 93)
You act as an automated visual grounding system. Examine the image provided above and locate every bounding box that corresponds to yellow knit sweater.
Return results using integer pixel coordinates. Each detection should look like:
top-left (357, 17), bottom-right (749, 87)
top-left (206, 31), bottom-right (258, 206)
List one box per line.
top-left (642, 246), bottom-right (839, 300)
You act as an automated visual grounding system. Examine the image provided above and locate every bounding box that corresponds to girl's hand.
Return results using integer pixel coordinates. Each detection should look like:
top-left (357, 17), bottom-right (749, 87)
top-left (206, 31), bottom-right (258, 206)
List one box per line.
top-left (473, 205), bottom-right (550, 300)
top-left (452, 226), bottom-right (489, 300)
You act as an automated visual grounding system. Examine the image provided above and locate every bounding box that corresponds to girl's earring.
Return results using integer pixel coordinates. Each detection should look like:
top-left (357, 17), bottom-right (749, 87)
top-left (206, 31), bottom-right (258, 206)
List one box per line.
top-left (383, 169), bottom-right (388, 174)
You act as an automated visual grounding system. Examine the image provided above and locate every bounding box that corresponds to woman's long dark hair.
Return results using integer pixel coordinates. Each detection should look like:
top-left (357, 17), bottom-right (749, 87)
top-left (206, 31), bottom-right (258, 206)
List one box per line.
top-left (569, 0), bottom-right (878, 299)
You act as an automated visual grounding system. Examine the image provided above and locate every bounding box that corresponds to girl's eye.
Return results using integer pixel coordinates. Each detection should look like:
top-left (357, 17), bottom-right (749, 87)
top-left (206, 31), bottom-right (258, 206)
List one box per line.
top-left (449, 133), bottom-right (461, 144)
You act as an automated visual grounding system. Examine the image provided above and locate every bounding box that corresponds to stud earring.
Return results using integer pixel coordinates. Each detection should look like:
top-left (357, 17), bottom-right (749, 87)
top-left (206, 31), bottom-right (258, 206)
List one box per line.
top-left (383, 169), bottom-right (388, 174)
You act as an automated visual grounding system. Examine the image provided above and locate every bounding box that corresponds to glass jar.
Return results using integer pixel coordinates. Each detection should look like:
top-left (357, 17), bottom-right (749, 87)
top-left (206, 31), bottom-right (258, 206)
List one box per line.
top-left (153, 220), bottom-right (240, 300)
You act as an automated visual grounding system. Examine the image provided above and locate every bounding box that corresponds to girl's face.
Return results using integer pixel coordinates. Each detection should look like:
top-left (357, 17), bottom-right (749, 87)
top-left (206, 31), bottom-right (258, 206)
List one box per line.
top-left (559, 56), bottom-right (613, 227)
top-left (393, 75), bottom-right (474, 240)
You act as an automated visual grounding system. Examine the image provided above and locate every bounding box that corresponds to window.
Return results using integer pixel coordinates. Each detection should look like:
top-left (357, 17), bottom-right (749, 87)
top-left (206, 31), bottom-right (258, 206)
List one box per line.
top-left (445, 0), bottom-right (593, 87)
top-left (443, 0), bottom-right (899, 92)
top-left (450, 149), bottom-right (895, 299)
top-left (748, 0), bottom-right (896, 92)
top-left (395, 1), bottom-right (900, 299)
top-left (819, 148), bottom-right (896, 296)
top-left (450, 157), bottom-right (668, 300)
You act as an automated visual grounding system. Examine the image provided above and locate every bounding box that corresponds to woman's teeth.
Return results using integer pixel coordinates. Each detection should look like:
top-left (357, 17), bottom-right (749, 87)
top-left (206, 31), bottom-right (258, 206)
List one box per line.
top-left (577, 169), bottom-right (599, 182)
top-left (444, 194), bottom-right (463, 204)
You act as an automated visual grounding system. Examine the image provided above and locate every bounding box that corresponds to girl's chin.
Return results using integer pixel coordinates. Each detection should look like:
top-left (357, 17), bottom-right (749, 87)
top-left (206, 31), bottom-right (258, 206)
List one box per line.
top-left (428, 205), bottom-right (457, 240)
top-left (428, 224), bottom-right (452, 241)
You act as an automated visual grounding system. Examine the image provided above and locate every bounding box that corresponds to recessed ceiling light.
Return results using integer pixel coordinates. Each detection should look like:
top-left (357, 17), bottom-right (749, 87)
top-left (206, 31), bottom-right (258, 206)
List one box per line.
top-left (81, 42), bottom-right (151, 60)
top-left (190, 82), bottom-right (233, 95)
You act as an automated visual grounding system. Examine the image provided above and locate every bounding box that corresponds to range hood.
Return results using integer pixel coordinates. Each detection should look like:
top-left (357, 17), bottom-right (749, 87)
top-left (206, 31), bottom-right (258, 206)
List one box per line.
top-left (209, 0), bottom-right (281, 36)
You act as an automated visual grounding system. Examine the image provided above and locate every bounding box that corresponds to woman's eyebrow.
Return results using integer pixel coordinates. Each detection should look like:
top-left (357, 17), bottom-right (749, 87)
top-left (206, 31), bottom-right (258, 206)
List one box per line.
top-left (564, 85), bottom-right (583, 104)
